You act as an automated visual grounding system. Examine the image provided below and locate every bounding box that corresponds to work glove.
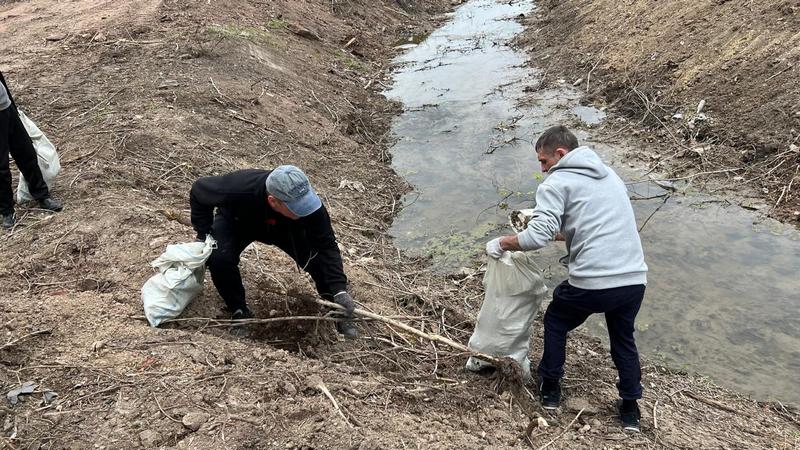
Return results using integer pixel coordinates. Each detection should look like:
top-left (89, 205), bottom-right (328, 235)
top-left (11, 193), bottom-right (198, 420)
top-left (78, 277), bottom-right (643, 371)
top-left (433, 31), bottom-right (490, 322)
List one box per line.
top-left (485, 237), bottom-right (504, 259)
top-left (333, 291), bottom-right (358, 339)
top-left (333, 291), bottom-right (357, 318)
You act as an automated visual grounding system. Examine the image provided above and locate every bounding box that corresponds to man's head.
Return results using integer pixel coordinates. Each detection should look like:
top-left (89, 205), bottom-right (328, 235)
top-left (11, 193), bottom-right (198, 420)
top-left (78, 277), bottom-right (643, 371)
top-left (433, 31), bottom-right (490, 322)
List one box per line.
top-left (534, 125), bottom-right (579, 172)
top-left (265, 165), bottom-right (322, 220)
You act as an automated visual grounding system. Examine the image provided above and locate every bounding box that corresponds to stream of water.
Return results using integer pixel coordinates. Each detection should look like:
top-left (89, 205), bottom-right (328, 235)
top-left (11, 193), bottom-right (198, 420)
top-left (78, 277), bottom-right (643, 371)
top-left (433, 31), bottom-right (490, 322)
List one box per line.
top-left (384, 0), bottom-right (800, 404)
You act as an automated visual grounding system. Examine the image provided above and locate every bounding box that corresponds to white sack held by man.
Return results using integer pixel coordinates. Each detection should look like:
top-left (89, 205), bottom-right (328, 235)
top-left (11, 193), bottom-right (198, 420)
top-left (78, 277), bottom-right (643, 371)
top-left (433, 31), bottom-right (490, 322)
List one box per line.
top-left (142, 236), bottom-right (216, 327)
top-left (466, 250), bottom-right (547, 381)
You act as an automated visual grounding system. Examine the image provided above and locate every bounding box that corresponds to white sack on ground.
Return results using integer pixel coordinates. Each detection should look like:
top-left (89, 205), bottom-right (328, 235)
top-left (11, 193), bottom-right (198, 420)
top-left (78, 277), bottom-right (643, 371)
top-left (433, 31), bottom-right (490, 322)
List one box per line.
top-left (16, 110), bottom-right (61, 203)
top-left (466, 251), bottom-right (547, 380)
top-left (142, 236), bottom-right (216, 327)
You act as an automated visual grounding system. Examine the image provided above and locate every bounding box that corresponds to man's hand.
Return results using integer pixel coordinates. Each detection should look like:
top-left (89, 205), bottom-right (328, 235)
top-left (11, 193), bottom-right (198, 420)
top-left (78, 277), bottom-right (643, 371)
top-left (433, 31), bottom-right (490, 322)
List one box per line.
top-left (485, 238), bottom-right (504, 259)
top-left (333, 291), bottom-right (356, 318)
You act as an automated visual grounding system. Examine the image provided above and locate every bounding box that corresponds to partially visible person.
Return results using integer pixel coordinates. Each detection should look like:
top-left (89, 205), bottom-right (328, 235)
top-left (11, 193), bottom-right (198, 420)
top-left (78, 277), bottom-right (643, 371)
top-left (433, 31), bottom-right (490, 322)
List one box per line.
top-left (0, 70), bottom-right (62, 229)
top-left (485, 125), bottom-right (648, 432)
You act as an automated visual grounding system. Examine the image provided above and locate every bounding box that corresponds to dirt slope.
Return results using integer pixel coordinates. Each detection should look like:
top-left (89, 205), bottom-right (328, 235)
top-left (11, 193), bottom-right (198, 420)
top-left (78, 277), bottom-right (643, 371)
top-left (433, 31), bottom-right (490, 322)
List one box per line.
top-left (519, 0), bottom-right (800, 223)
top-left (1, 0), bottom-right (799, 449)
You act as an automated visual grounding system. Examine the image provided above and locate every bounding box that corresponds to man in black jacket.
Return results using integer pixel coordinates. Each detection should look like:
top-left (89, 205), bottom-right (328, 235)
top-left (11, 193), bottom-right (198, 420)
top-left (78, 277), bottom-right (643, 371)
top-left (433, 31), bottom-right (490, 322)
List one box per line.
top-left (1, 70), bottom-right (62, 229)
top-left (189, 165), bottom-right (358, 337)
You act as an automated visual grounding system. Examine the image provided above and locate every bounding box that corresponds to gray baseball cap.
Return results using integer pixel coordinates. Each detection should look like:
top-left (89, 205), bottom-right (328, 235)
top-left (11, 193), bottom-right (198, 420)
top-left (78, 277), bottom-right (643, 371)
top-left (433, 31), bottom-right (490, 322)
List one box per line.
top-left (265, 165), bottom-right (322, 217)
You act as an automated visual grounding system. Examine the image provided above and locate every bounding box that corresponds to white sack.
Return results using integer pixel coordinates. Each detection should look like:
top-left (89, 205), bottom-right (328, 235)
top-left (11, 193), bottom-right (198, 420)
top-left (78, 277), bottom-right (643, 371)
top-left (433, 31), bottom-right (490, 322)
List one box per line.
top-left (16, 110), bottom-right (61, 203)
top-left (142, 236), bottom-right (216, 327)
top-left (466, 251), bottom-right (547, 381)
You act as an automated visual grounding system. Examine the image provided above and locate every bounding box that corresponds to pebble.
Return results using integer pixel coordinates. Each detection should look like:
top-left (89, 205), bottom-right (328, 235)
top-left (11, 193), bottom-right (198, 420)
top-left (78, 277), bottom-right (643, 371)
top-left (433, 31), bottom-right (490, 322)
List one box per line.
top-left (182, 411), bottom-right (210, 431)
top-left (564, 397), bottom-right (599, 415)
top-left (282, 381), bottom-right (298, 396)
top-left (139, 430), bottom-right (162, 448)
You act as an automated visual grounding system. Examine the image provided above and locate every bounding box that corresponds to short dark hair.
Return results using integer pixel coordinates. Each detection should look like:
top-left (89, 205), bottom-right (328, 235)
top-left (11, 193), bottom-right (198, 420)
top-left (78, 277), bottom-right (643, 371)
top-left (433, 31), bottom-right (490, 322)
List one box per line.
top-left (535, 125), bottom-right (579, 153)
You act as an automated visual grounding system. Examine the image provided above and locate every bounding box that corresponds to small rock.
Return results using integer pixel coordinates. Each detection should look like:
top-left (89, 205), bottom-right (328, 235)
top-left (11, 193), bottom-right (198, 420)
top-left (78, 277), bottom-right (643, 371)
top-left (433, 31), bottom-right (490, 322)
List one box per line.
top-left (579, 424), bottom-right (591, 433)
top-left (182, 411), bottom-right (210, 431)
top-left (564, 397), bottom-right (599, 415)
top-left (139, 430), bottom-right (162, 448)
top-left (287, 23), bottom-right (320, 40)
top-left (536, 416), bottom-right (549, 428)
top-left (282, 381), bottom-right (297, 396)
top-left (305, 375), bottom-right (323, 391)
top-left (590, 418), bottom-right (602, 428)
top-left (45, 34), bottom-right (67, 42)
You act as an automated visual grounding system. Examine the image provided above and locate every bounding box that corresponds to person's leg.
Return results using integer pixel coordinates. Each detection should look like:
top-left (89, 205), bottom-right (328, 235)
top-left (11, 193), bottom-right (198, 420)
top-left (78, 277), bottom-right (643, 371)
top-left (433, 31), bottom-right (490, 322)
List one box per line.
top-left (0, 108), bottom-right (14, 217)
top-left (537, 281), bottom-right (595, 381)
top-left (206, 214), bottom-right (252, 313)
top-left (604, 284), bottom-right (646, 400)
top-left (7, 105), bottom-right (50, 202)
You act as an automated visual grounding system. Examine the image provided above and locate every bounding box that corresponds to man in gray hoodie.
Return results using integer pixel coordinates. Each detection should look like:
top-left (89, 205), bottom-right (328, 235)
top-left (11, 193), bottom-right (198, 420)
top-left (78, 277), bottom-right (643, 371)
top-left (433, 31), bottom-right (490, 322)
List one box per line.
top-left (485, 125), bottom-right (647, 432)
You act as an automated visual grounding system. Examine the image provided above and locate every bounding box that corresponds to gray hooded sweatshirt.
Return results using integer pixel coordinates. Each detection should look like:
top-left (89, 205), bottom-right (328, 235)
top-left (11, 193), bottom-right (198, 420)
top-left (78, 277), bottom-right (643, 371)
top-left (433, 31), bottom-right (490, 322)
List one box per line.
top-left (517, 146), bottom-right (648, 290)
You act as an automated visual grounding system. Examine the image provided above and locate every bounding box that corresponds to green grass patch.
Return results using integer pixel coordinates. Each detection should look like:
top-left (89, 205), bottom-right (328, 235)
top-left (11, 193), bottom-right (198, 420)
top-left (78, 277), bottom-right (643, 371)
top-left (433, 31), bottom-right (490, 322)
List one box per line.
top-left (207, 24), bottom-right (281, 48)
top-left (333, 49), bottom-right (366, 73)
top-left (266, 18), bottom-right (288, 30)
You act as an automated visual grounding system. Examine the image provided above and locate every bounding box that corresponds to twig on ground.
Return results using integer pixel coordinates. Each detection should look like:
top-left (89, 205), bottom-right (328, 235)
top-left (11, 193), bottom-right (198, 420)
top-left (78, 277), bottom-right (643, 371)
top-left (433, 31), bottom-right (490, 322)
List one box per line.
top-left (315, 379), bottom-right (357, 428)
top-left (638, 193), bottom-right (670, 232)
top-left (685, 391), bottom-right (741, 415)
top-left (130, 315), bottom-right (369, 327)
top-left (0, 330), bottom-right (51, 351)
top-left (653, 399), bottom-right (659, 430)
top-left (153, 393), bottom-right (182, 423)
top-left (537, 408), bottom-right (585, 450)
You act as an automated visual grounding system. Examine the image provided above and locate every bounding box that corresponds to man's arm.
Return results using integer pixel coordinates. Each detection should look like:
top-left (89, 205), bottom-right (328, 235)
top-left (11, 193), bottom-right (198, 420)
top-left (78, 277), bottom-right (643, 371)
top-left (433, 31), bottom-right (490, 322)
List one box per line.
top-left (487, 183), bottom-right (566, 257)
top-left (301, 205), bottom-right (348, 296)
top-left (189, 175), bottom-right (232, 239)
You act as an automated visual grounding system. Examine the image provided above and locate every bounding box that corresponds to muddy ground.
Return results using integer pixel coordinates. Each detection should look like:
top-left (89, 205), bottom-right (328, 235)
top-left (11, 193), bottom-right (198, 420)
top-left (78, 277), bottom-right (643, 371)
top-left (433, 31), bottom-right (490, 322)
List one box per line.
top-left (519, 0), bottom-right (800, 224)
top-left (1, 0), bottom-right (799, 449)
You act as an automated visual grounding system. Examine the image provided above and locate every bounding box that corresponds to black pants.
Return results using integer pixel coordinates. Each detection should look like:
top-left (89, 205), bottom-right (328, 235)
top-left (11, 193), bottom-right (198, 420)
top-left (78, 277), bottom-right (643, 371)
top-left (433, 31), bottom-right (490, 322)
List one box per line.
top-left (0, 105), bottom-right (49, 215)
top-left (537, 280), bottom-right (645, 400)
top-left (207, 213), bottom-right (335, 311)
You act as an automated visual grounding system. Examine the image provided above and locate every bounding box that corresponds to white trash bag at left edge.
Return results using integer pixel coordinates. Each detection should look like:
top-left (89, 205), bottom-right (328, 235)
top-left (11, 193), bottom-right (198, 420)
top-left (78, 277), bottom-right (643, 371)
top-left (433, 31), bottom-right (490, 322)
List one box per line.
top-left (16, 110), bottom-right (61, 203)
top-left (142, 236), bottom-right (217, 327)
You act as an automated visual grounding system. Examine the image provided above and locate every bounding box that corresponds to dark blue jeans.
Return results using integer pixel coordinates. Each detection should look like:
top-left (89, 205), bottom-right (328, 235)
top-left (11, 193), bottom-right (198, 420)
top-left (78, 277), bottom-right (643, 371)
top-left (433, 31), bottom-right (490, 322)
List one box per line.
top-left (537, 280), bottom-right (645, 400)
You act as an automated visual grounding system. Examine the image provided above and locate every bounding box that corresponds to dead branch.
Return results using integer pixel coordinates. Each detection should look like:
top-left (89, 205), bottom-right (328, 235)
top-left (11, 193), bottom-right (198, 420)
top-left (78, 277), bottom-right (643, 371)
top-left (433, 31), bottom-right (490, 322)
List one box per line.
top-left (312, 377), bottom-right (358, 428)
top-left (638, 193), bottom-right (670, 233)
top-left (685, 391), bottom-right (741, 415)
top-left (0, 330), bottom-right (51, 351)
top-left (537, 408), bottom-right (585, 450)
top-left (268, 288), bottom-right (509, 368)
top-left (153, 393), bottom-right (182, 424)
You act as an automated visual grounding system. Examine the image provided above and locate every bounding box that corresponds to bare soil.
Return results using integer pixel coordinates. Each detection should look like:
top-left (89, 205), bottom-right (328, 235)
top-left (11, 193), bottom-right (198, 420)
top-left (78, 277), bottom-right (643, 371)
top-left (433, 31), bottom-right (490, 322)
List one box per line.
top-left (518, 0), bottom-right (800, 224)
top-left (1, 0), bottom-right (798, 449)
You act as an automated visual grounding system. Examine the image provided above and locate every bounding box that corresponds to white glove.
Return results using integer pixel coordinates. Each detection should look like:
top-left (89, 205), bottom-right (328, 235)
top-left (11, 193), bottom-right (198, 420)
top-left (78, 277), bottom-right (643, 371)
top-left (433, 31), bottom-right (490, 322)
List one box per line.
top-left (485, 238), bottom-right (504, 259)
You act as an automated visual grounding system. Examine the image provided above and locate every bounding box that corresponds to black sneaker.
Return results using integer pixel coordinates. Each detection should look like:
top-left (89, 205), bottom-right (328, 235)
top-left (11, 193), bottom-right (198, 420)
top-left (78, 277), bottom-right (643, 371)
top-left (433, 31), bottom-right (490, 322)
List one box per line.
top-left (231, 307), bottom-right (254, 320)
top-left (619, 399), bottom-right (641, 432)
top-left (38, 197), bottom-right (63, 212)
top-left (1, 212), bottom-right (14, 230)
top-left (335, 320), bottom-right (358, 339)
top-left (539, 378), bottom-right (561, 410)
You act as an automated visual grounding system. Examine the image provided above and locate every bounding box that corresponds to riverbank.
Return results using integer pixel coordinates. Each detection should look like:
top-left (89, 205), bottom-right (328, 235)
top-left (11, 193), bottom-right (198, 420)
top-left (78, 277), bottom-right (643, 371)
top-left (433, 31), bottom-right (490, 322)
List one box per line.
top-left (518, 0), bottom-right (800, 224)
top-left (0, 0), bottom-right (798, 448)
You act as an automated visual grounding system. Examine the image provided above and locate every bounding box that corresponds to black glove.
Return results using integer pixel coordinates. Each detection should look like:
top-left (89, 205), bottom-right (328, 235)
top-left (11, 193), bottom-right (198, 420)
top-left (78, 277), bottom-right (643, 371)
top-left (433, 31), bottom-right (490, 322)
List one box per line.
top-left (333, 291), bottom-right (356, 318)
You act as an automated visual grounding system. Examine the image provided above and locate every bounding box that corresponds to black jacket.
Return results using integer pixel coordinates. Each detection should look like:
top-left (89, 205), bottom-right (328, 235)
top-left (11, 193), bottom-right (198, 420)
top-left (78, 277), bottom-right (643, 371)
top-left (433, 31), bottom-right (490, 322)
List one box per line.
top-left (0, 71), bottom-right (16, 108)
top-left (189, 169), bottom-right (347, 293)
